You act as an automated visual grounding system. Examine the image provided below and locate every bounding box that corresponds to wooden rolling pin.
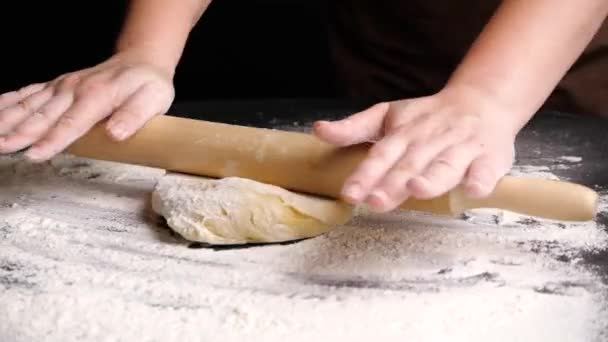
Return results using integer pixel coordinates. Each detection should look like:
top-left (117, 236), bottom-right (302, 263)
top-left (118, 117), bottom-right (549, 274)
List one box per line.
top-left (66, 115), bottom-right (598, 222)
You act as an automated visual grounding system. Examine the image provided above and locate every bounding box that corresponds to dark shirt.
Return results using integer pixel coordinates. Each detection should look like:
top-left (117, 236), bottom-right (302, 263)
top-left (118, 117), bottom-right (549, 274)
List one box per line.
top-left (327, 0), bottom-right (608, 116)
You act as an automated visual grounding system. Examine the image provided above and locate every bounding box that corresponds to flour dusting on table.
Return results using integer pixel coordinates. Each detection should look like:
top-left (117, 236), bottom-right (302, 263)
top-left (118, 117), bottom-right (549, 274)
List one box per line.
top-left (1, 153), bottom-right (607, 342)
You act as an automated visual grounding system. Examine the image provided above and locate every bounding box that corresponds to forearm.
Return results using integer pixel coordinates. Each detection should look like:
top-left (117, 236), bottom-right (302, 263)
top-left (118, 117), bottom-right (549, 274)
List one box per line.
top-left (115, 0), bottom-right (212, 74)
top-left (445, 0), bottom-right (608, 131)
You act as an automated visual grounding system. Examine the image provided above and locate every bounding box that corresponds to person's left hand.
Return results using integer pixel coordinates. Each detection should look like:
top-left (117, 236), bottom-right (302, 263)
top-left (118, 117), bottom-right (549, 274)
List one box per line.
top-left (313, 86), bottom-right (518, 212)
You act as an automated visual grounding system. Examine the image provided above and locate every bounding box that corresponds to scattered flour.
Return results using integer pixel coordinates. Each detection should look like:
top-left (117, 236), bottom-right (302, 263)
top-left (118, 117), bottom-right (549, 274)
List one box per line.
top-left (508, 164), bottom-right (560, 180)
top-left (0, 152), bottom-right (607, 342)
top-left (559, 156), bottom-right (583, 163)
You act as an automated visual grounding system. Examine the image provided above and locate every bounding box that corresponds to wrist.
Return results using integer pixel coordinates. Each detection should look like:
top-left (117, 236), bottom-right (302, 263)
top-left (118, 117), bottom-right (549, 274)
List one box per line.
top-left (439, 80), bottom-right (535, 135)
top-left (111, 0), bottom-right (209, 80)
top-left (113, 43), bottom-right (179, 78)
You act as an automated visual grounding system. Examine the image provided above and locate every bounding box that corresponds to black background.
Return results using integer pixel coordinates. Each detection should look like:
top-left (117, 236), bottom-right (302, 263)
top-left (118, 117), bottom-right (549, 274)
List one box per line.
top-left (0, 1), bottom-right (335, 101)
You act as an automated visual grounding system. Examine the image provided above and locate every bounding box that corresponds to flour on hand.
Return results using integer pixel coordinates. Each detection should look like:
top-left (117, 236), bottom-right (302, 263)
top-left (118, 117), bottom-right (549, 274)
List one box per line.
top-left (151, 173), bottom-right (354, 244)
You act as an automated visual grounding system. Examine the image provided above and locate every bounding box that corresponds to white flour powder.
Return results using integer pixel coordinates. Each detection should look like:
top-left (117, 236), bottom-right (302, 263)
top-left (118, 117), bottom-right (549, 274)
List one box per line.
top-left (0, 153), bottom-right (607, 342)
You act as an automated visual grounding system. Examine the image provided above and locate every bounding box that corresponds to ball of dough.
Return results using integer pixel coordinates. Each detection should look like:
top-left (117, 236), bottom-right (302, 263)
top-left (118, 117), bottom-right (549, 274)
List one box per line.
top-left (151, 173), bottom-right (354, 245)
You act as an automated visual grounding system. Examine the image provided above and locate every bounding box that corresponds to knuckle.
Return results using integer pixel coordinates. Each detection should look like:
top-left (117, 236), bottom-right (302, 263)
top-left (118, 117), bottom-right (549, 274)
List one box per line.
top-left (57, 114), bottom-right (79, 130)
top-left (395, 99), bottom-right (410, 107)
top-left (434, 158), bottom-right (458, 172)
top-left (115, 67), bottom-right (138, 82)
top-left (394, 125), bottom-right (412, 136)
top-left (384, 111), bottom-right (402, 129)
top-left (367, 143), bottom-right (392, 161)
top-left (443, 122), bottom-right (467, 136)
top-left (430, 159), bottom-right (459, 175)
top-left (33, 108), bottom-right (48, 119)
top-left (122, 66), bottom-right (146, 79)
top-left (405, 142), bottom-right (426, 158)
top-left (148, 82), bottom-right (175, 100)
top-left (17, 99), bottom-right (32, 112)
top-left (76, 79), bottom-right (108, 97)
top-left (16, 83), bottom-right (40, 97)
top-left (377, 101), bottom-right (391, 110)
top-left (394, 99), bottom-right (419, 113)
top-left (394, 156), bottom-right (419, 174)
top-left (29, 111), bottom-right (50, 126)
top-left (58, 74), bottom-right (82, 89)
top-left (15, 87), bottom-right (30, 97)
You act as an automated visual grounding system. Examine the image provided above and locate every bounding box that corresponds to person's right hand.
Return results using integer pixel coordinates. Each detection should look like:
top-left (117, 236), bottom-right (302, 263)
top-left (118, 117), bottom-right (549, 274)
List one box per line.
top-left (0, 51), bottom-right (175, 162)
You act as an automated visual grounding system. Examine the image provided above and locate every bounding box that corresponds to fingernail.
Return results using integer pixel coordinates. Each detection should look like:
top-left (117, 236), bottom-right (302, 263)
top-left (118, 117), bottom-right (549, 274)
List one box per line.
top-left (406, 177), bottom-right (421, 192)
top-left (366, 191), bottom-right (387, 210)
top-left (110, 122), bottom-right (128, 139)
top-left (465, 178), bottom-right (482, 189)
top-left (465, 180), bottom-right (485, 197)
top-left (466, 179), bottom-right (479, 186)
top-left (314, 120), bottom-right (332, 132)
top-left (411, 176), bottom-right (427, 187)
top-left (313, 121), bottom-right (326, 131)
top-left (342, 183), bottom-right (363, 203)
top-left (25, 148), bottom-right (42, 160)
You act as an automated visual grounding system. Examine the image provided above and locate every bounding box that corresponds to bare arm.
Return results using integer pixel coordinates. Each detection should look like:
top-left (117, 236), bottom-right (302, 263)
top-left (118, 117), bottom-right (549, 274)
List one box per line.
top-left (446, 0), bottom-right (608, 133)
top-left (314, 0), bottom-right (608, 211)
top-left (115, 0), bottom-right (212, 74)
top-left (0, 0), bottom-right (213, 161)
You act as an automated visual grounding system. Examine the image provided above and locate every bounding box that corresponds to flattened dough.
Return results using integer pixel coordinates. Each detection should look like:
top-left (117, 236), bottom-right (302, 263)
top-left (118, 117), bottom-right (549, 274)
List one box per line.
top-left (151, 173), bottom-right (354, 245)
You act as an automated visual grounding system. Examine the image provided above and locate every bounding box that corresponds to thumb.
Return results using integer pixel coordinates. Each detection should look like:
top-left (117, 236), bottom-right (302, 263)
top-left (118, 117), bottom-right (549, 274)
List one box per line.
top-left (105, 83), bottom-right (174, 141)
top-left (312, 102), bottom-right (389, 146)
top-left (463, 151), bottom-right (513, 198)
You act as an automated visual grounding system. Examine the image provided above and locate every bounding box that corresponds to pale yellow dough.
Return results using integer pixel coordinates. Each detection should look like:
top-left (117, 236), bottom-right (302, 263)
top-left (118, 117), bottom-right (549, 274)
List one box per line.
top-left (151, 173), bottom-right (354, 245)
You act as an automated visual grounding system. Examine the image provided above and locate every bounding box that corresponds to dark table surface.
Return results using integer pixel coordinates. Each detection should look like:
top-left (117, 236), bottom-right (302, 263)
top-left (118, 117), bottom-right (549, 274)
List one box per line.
top-left (1, 98), bottom-right (607, 340)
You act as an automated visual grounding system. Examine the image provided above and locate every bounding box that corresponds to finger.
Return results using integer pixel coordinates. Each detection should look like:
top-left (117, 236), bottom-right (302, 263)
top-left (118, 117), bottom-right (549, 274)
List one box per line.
top-left (0, 92), bottom-right (73, 154)
top-left (407, 140), bottom-right (482, 199)
top-left (0, 87), bottom-right (54, 135)
top-left (364, 127), bottom-right (468, 212)
top-left (340, 126), bottom-right (414, 204)
top-left (105, 83), bottom-right (173, 141)
top-left (0, 83), bottom-right (46, 110)
top-left (24, 93), bottom-right (113, 161)
top-left (463, 151), bottom-right (512, 198)
top-left (341, 113), bottom-right (442, 206)
top-left (312, 102), bottom-right (389, 146)
top-left (382, 99), bottom-right (428, 129)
